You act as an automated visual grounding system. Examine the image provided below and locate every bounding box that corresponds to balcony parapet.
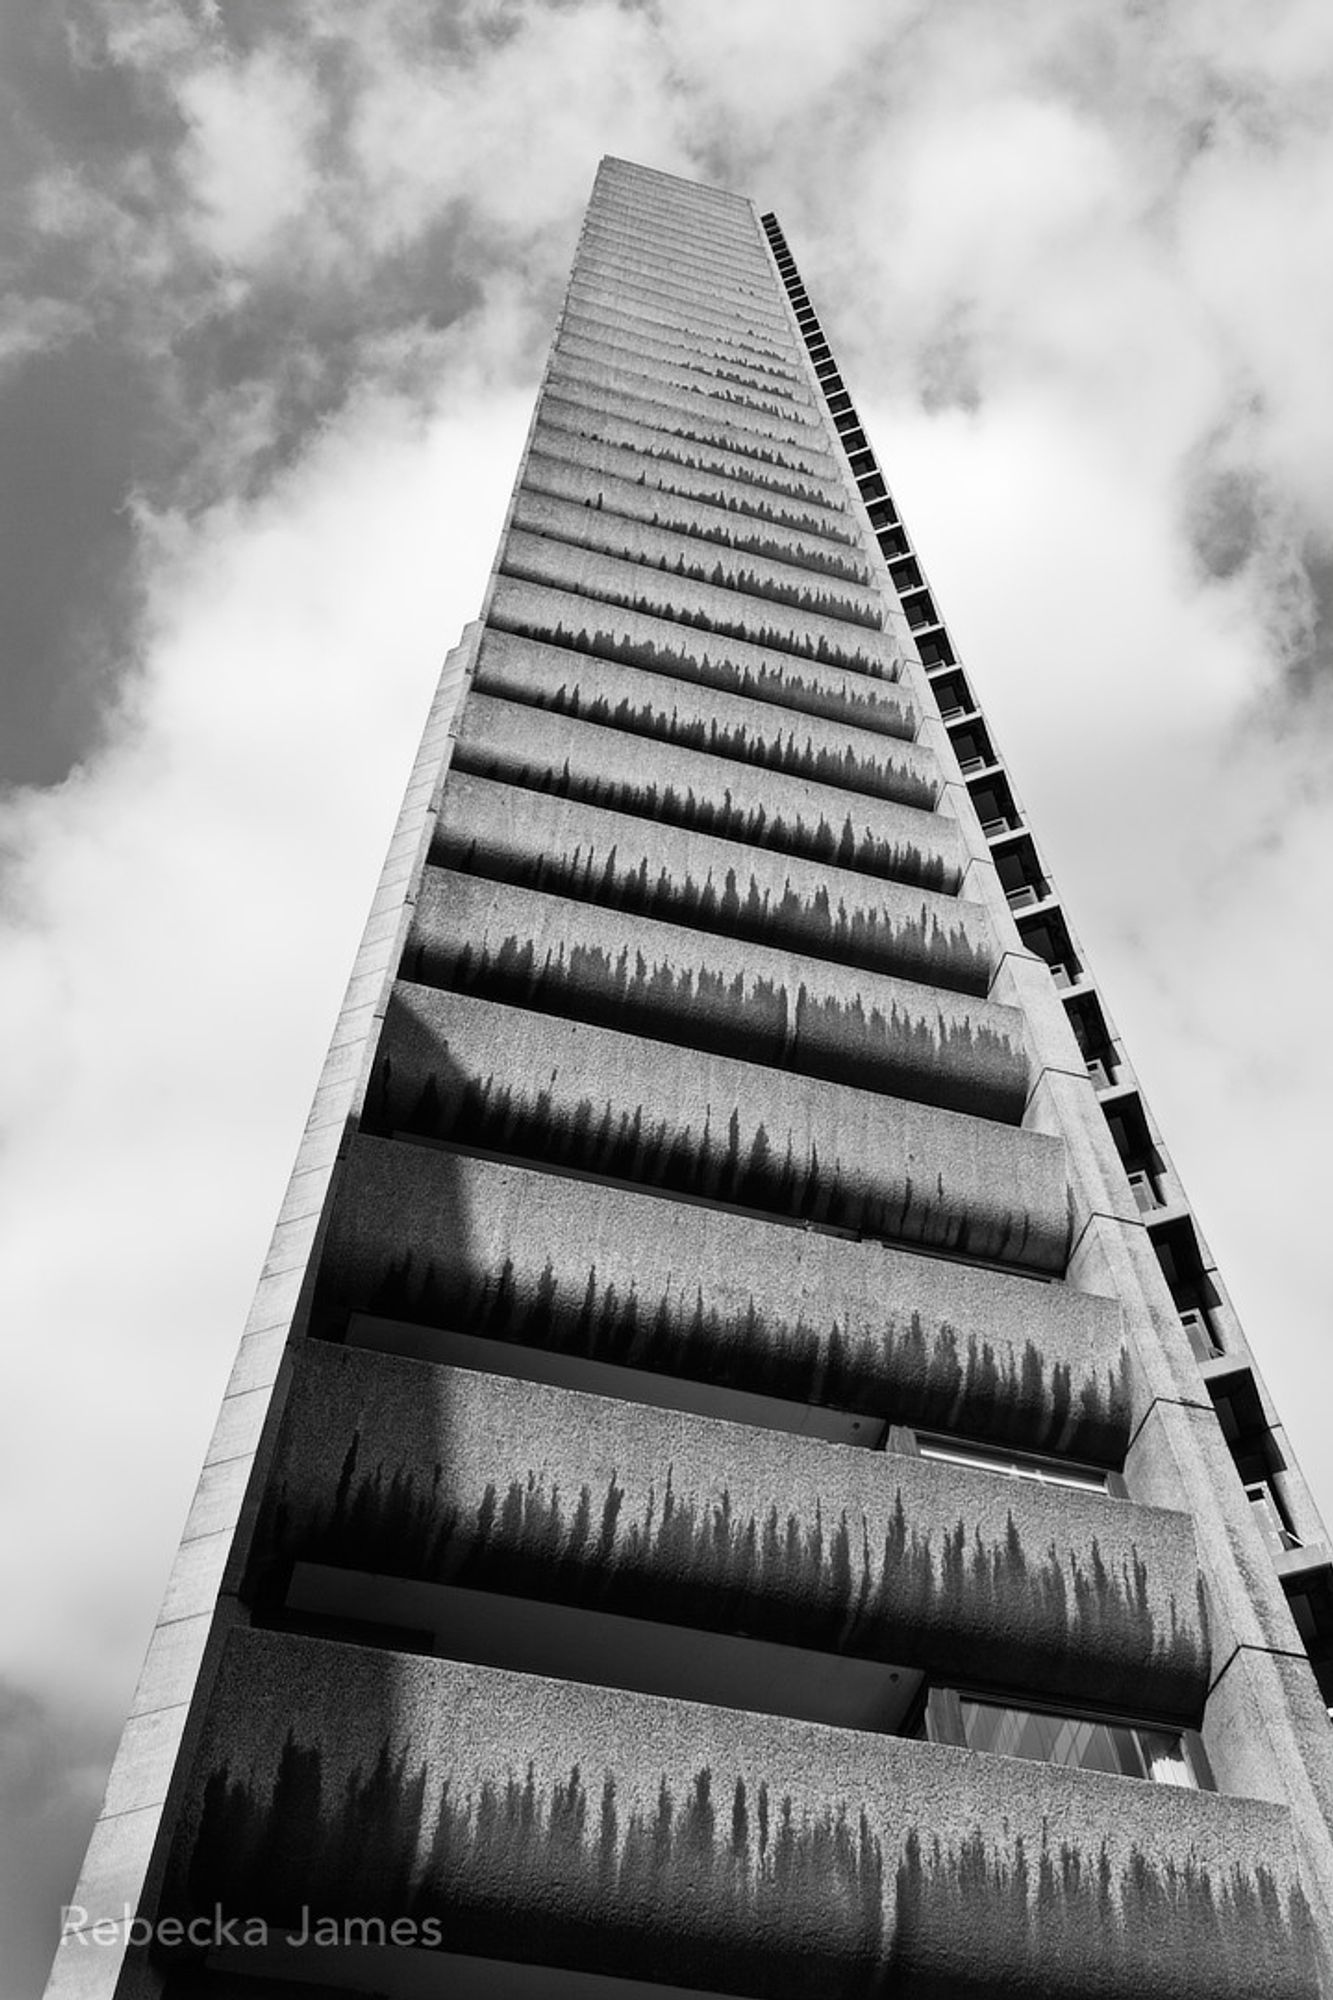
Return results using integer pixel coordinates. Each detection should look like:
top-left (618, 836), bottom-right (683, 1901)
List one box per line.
top-left (483, 583), bottom-right (920, 756)
top-left (433, 776), bottom-right (991, 992)
top-left (509, 486), bottom-right (885, 630)
top-left (581, 211), bottom-right (775, 278)
top-left (573, 252), bottom-right (789, 330)
top-left (556, 329), bottom-right (817, 425)
top-left (558, 312), bottom-right (813, 402)
top-left (408, 868), bottom-right (1030, 1121)
top-left (453, 690), bottom-right (964, 893)
top-left (498, 533), bottom-right (897, 680)
top-left (522, 447), bottom-right (868, 584)
top-left (530, 421), bottom-right (860, 546)
top-left (162, 1630), bottom-right (1319, 2000)
top-left (548, 348), bottom-right (819, 447)
top-left (559, 301), bottom-right (807, 390)
top-left (539, 371), bottom-right (838, 482)
top-left (257, 1344), bottom-right (1207, 1715)
top-left (317, 1139), bottom-right (1130, 1459)
top-left (565, 281), bottom-right (796, 367)
top-left (368, 985), bottom-right (1070, 1270)
top-left (538, 392), bottom-right (852, 512)
top-left (577, 231), bottom-right (776, 299)
top-left (567, 268), bottom-right (792, 346)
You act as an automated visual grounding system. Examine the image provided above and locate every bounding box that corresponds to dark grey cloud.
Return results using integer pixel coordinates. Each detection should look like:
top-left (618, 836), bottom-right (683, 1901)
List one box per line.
top-left (0, 340), bottom-right (150, 786)
top-left (0, 0), bottom-right (559, 789)
top-left (0, 1678), bottom-right (112, 1996)
top-left (1186, 455), bottom-right (1263, 581)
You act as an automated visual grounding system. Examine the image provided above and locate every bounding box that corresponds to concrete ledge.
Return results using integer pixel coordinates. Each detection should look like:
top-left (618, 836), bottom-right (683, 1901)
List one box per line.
top-left (317, 1136), bottom-right (1128, 1459)
top-left (152, 1630), bottom-right (1320, 2000)
top-left (368, 984), bottom-right (1071, 1270)
top-left (433, 774), bottom-right (992, 993)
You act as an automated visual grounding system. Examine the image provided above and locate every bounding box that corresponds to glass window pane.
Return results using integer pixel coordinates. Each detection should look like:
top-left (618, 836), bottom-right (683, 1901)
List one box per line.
top-left (957, 1699), bottom-right (1194, 1787)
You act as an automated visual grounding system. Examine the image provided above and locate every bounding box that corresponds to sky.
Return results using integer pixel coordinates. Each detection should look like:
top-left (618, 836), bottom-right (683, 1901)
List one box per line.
top-left (3, 0), bottom-right (1333, 1990)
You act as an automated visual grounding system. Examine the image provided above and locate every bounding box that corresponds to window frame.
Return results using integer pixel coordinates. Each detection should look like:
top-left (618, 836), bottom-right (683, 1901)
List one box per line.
top-left (914, 1685), bottom-right (1212, 1789)
top-left (912, 1430), bottom-right (1120, 1496)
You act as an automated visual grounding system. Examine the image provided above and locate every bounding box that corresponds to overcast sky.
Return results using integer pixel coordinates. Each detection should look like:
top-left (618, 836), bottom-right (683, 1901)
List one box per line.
top-left (4, 0), bottom-right (1333, 1990)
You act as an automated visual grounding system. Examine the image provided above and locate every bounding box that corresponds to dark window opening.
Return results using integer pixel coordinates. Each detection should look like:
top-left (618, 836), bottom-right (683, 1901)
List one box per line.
top-left (1017, 911), bottom-right (1080, 989)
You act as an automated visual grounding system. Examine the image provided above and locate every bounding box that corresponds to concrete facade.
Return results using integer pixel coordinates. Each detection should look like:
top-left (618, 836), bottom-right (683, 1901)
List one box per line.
top-left (46, 158), bottom-right (1333, 1999)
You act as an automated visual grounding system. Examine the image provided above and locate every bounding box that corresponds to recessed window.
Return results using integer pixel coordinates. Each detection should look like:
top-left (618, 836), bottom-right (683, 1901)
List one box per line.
top-left (934, 1694), bottom-right (1202, 1788)
top-left (915, 1689), bottom-right (1205, 1787)
top-left (915, 1433), bottom-right (1109, 1493)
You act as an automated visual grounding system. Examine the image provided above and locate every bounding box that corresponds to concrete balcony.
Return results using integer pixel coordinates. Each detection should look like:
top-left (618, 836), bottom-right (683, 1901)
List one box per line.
top-left (481, 587), bottom-right (921, 765)
top-left (497, 533), bottom-right (896, 683)
top-left (538, 371), bottom-right (838, 483)
top-left (521, 447), bottom-right (870, 586)
top-left (529, 422), bottom-right (859, 547)
top-left (555, 329), bottom-right (817, 426)
top-left (367, 984), bottom-right (1069, 1270)
top-left (578, 228), bottom-right (776, 295)
top-left (538, 391), bottom-right (851, 512)
top-left (316, 1137), bottom-right (1132, 1464)
top-left (453, 689), bottom-right (964, 893)
top-left (559, 302), bottom-right (808, 390)
top-left (587, 206), bottom-right (767, 268)
top-left (406, 868), bottom-right (1029, 1122)
top-left (580, 215), bottom-right (775, 282)
top-left (509, 485), bottom-right (883, 628)
top-left (573, 252), bottom-right (789, 331)
top-left (558, 311), bottom-right (813, 401)
top-left (567, 268), bottom-right (791, 346)
top-left (432, 776), bottom-right (992, 992)
top-left (565, 276), bottom-right (794, 363)
top-left (157, 1629), bottom-right (1318, 2000)
top-left (548, 348), bottom-right (819, 449)
top-left (254, 1343), bottom-right (1207, 1717)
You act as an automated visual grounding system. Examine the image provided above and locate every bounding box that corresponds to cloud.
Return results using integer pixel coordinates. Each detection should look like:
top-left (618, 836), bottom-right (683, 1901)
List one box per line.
top-left (4, 0), bottom-right (1333, 1989)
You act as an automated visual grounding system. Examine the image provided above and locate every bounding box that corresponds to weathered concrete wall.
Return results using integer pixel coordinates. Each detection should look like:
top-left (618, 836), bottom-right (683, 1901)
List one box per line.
top-left (491, 559), bottom-right (905, 703)
top-left (315, 1136), bottom-right (1130, 1460)
top-left (510, 486), bottom-right (886, 631)
top-left (257, 1344), bottom-right (1208, 1714)
top-left (162, 1630), bottom-right (1320, 2000)
top-left (432, 774), bottom-right (994, 991)
top-left (541, 371), bottom-right (840, 482)
top-left (531, 414), bottom-right (860, 543)
top-left (556, 328), bottom-right (817, 424)
top-left (472, 621), bottom-right (930, 789)
top-left (407, 866), bottom-right (1030, 1120)
top-left (521, 444), bottom-right (869, 582)
top-left (368, 984), bottom-right (1070, 1269)
top-left (453, 689), bottom-right (963, 890)
top-left (541, 385), bottom-right (848, 507)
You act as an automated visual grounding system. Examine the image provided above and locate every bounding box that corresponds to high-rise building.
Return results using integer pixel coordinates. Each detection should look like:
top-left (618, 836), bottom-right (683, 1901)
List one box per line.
top-left (50, 156), bottom-right (1333, 2000)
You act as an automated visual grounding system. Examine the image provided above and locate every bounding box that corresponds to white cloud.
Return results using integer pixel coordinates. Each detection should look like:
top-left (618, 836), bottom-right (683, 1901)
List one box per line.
top-left (179, 49), bottom-right (328, 269)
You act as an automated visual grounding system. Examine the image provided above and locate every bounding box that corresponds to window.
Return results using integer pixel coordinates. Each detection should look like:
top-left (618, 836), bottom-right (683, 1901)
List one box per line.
top-left (1179, 1306), bottom-right (1222, 1363)
top-left (1126, 1167), bottom-right (1163, 1213)
top-left (915, 1433), bottom-right (1109, 1493)
top-left (922, 1693), bottom-right (1201, 1788)
top-left (1245, 1479), bottom-right (1302, 1554)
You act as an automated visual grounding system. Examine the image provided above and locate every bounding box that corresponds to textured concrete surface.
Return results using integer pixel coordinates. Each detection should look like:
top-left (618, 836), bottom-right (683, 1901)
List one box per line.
top-left (408, 866), bottom-right (1030, 1119)
top-left (370, 984), bottom-right (1071, 1269)
top-left (161, 1629), bottom-right (1319, 2000)
top-left (316, 1136), bottom-right (1128, 1458)
top-left (432, 774), bottom-right (993, 992)
top-left (454, 688), bottom-right (963, 891)
top-left (259, 1343), bottom-right (1208, 1714)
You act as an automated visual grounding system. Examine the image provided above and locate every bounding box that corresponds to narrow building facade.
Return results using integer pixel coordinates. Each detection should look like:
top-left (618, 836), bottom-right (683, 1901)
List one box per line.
top-left (49, 156), bottom-right (1333, 2000)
